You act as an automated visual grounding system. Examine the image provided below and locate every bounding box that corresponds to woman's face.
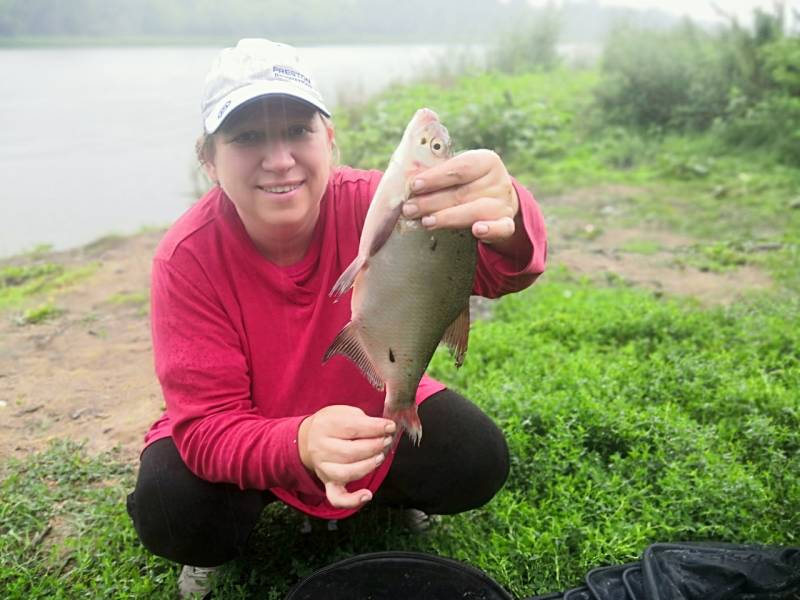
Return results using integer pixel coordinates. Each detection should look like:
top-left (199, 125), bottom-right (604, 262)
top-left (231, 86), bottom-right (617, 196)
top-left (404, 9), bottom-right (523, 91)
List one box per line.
top-left (204, 97), bottom-right (334, 238)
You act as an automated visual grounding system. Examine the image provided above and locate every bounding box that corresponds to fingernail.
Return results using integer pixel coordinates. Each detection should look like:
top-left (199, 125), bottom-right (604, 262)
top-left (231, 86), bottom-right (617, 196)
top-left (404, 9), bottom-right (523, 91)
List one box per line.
top-left (383, 436), bottom-right (394, 447)
top-left (412, 179), bottom-right (424, 191)
top-left (475, 223), bottom-right (489, 235)
top-left (421, 215), bottom-right (436, 227)
top-left (375, 453), bottom-right (385, 465)
top-left (361, 494), bottom-right (372, 503)
top-left (385, 422), bottom-right (396, 434)
top-left (403, 203), bottom-right (419, 217)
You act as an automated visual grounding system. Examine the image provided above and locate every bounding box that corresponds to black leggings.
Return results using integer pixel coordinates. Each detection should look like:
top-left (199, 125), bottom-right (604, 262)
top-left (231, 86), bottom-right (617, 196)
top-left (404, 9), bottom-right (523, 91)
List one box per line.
top-left (126, 389), bottom-right (509, 567)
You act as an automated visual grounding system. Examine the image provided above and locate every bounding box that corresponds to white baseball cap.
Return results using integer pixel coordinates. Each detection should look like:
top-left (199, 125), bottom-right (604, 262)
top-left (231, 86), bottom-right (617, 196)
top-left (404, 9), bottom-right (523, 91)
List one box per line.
top-left (200, 38), bottom-right (330, 134)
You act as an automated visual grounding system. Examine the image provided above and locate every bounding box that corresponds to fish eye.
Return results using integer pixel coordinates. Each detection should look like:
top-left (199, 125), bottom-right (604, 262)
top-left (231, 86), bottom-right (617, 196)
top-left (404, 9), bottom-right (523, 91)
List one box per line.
top-left (430, 138), bottom-right (445, 154)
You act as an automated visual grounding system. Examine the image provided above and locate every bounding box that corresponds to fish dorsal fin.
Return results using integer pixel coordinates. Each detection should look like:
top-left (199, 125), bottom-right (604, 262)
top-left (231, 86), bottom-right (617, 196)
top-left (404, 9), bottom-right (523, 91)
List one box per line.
top-left (323, 321), bottom-right (385, 391)
top-left (441, 304), bottom-right (470, 367)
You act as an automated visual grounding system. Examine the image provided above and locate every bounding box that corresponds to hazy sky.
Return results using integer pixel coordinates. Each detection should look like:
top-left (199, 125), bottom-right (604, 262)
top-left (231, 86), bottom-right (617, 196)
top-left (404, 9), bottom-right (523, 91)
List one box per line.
top-left (530, 0), bottom-right (798, 24)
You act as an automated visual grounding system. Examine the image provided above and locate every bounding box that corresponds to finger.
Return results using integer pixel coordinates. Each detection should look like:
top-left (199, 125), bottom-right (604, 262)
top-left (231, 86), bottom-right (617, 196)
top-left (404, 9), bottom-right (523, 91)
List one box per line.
top-left (472, 216), bottom-right (517, 244)
top-left (404, 175), bottom-right (490, 219)
top-left (410, 150), bottom-right (497, 194)
top-left (319, 452), bottom-right (386, 484)
top-left (324, 435), bottom-right (394, 464)
top-left (325, 481), bottom-right (373, 509)
top-left (420, 196), bottom-right (513, 231)
top-left (333, 416), bottom-right (397, 441)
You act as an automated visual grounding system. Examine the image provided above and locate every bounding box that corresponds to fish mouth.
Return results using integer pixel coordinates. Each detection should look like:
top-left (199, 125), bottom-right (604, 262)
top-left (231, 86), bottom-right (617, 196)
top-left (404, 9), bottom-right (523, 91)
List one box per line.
top-left (257, 181), bottom-right (304, 194)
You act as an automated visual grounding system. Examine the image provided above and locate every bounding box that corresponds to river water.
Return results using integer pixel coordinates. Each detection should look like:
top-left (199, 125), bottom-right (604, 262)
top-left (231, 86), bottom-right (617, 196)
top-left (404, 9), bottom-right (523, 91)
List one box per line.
top-left (0, 44), bottom-right (470, 257)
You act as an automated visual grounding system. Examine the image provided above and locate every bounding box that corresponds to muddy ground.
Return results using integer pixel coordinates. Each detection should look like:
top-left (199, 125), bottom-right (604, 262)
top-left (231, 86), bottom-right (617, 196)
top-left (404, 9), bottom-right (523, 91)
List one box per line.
top-left (0, 186), bottom-right (773, 465)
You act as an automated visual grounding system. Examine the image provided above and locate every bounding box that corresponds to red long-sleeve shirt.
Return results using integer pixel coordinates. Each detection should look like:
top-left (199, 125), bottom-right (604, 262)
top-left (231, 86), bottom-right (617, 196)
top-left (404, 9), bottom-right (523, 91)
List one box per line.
top-left (144, 166), bottom-right (547, 519)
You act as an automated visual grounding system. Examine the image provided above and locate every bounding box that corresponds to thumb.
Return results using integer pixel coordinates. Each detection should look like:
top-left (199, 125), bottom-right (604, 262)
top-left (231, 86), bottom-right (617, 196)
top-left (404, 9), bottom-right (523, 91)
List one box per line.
top-left (325, 481), bottom-right (373, 509)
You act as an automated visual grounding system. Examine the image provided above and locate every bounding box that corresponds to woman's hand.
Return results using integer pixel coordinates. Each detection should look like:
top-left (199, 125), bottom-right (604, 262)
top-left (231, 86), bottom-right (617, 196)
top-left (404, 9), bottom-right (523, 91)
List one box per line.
top-left (298, 405), bottom-right (396, 509)
top-left (403, 149), bottom-right (523, 254)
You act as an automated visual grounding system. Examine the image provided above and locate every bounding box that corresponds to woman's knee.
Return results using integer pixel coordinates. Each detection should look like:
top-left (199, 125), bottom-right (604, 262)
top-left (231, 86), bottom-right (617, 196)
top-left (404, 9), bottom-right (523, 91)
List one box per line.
top-left (380, 389), bottom-right (510, 514)
top-left (127, 438), bottom-right (268, 566)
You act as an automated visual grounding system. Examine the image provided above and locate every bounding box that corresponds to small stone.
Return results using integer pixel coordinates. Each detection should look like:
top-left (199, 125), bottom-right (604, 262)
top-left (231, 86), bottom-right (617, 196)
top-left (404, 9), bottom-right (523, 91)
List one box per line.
top-left (299, 516), bottom-right (312, 534)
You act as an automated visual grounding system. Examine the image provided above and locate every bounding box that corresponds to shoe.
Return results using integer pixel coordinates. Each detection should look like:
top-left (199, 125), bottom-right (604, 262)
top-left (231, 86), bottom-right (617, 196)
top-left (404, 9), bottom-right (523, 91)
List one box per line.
top-left (178, 565), bottom-right (218, 599)
top-left (403, 508), bottom-right (439, 533)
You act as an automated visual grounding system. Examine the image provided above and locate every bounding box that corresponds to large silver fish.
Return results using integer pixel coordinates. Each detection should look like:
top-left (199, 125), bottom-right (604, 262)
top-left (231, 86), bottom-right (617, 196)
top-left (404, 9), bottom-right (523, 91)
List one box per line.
top-left (324, 108), bottom-right (477, 444)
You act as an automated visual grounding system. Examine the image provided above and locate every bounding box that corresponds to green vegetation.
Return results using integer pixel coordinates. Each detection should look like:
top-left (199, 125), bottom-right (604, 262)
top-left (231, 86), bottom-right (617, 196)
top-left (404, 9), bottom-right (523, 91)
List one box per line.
top-left (2, 272), bottom-right (797, 597)
top-left (105, 291), bottom-right (150, 317)
top-left (0, 442), bottom-right (165, 597)
top-left (15, 302), bottom-right (64, 325)
top-left (2, 7), bottom-right (798, 599)
top-left (105, 291), bottom-right (148, 307)
top-left (596, 8), bottom-right (800, 166)
top-left (0, 262), bottom-right (98, 311)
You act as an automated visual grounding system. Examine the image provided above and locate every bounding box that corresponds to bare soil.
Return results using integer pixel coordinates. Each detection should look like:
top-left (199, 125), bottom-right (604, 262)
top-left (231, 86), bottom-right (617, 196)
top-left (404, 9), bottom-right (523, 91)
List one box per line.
top-left (0, 186), bottom-right (773, 465)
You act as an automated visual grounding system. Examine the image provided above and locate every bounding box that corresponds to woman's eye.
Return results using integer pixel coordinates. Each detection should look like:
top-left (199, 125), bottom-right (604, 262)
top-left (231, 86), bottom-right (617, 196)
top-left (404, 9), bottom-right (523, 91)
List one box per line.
top-left (232, 131), bottom-right (264, 145)
top-left (287, 124), bottom-right (311, 138)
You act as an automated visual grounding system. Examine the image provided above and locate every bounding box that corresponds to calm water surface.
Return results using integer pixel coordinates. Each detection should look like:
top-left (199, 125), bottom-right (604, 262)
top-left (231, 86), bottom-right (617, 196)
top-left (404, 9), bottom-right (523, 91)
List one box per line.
top-left (0, 45), bottom-right (465, 257)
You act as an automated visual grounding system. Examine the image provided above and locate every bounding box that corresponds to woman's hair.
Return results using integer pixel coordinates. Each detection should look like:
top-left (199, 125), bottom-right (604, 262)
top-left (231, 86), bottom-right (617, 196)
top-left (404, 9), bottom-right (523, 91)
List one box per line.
top-left (195, 112), bottom-right (338, 168)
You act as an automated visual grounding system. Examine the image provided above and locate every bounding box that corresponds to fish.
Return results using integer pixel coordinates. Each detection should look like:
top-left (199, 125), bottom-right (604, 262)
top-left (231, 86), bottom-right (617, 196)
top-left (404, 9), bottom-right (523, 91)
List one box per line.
top-left (323, 108), bottom-right (477, 444)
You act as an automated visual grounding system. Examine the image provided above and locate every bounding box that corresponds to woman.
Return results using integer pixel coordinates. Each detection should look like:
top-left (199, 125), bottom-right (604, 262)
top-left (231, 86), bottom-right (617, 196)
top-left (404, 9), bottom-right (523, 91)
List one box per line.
top-left (126, 38), bottom-right (547, 597)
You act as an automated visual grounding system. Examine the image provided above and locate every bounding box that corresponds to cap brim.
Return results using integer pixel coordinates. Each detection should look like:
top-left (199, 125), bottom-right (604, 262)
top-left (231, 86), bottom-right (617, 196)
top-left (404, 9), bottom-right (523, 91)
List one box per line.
top-left (204, 81), bottom-right (331, 133)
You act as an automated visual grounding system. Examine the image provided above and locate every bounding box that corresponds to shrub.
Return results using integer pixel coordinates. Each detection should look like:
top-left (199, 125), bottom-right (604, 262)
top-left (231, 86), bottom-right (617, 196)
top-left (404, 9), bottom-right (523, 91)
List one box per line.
top-left (489, 8), bottom-right (562, 74)
top-left (595, 22), bottom-right (729, 130)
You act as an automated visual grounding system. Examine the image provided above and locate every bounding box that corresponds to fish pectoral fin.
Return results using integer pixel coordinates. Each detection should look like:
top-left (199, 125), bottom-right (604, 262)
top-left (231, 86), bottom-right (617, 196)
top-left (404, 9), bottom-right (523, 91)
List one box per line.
top-left (367, 198), bottom-right (404, 257)
top-left (329, 255), bottom-right (367, 299)
top-left (323, 322), bottom-right (385, 391)
top-left (441, 305), bottom-right (471, 368)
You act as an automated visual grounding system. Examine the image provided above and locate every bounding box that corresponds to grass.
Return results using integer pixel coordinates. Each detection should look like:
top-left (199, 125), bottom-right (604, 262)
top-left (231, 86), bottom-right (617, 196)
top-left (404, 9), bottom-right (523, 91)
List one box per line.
top-left (15, 302), bottom-right (65, 325)
top-left (2, 271), bottom-right (797, 598)
top-left (0, 262), bottom-right (99, 312)
top-left (0, 442), bottom-right (168, 598)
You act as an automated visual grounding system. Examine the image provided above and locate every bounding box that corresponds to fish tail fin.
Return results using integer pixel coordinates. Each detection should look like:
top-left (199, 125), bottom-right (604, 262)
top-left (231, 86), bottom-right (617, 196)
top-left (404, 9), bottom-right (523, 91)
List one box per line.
top-left (384, 403), bottom-right (422, 446)
top-left (323, 321), bottom-right (385, 391)
top-left (329, 255), bottom-right (367, 300)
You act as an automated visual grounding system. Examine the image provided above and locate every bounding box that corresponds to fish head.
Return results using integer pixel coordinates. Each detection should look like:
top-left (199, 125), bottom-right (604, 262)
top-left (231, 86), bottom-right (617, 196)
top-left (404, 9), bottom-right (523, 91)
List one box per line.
top-left (399, 108), bottom-right (453, 172)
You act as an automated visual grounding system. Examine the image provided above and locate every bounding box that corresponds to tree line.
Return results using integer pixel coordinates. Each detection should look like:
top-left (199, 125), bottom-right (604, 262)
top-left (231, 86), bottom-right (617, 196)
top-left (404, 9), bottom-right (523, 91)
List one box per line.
top-left (0, 0), bottom-right (677, 42)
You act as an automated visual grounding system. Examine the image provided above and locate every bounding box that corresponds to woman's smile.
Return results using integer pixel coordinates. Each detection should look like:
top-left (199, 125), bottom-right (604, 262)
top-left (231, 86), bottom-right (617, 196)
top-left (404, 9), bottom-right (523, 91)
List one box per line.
top-left (257, 180), bottom-right (305, 196)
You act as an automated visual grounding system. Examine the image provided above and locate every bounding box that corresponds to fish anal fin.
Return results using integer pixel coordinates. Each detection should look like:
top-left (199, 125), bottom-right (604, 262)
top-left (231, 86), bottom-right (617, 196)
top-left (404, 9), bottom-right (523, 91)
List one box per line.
top-left (329, 255), bottom-right (367, 300)
top-left (323, 322), bottom-right (385, 391)
top-left (441, 305), bottom-right (470, 367)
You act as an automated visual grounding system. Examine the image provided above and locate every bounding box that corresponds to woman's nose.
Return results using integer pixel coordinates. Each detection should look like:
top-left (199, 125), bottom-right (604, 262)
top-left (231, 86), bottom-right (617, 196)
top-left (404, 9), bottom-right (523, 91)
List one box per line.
top-left (262, 138), bottom-right (295, 172)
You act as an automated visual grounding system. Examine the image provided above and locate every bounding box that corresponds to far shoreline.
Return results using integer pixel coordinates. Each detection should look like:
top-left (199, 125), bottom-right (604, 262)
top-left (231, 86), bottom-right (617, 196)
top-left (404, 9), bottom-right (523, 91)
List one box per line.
top-left (0, 34), bottom-right (490, 49)
top-left (0, 226), bottom-right (168, 265)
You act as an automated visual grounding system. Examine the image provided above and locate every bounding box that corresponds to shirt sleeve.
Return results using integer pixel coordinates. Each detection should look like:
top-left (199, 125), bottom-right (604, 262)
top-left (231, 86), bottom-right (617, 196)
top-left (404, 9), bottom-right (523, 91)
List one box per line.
top-left (150, 257), bottom-right (323, 495)
top-left (472, 178), bottom-right (548, 298)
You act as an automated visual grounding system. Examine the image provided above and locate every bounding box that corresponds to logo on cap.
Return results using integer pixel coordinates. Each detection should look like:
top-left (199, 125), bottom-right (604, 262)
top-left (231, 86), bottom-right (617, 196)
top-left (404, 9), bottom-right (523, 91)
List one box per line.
top-left (272, 65), bottom-right (312, 88)
top-left (217, 99), bottom-right (232, 119)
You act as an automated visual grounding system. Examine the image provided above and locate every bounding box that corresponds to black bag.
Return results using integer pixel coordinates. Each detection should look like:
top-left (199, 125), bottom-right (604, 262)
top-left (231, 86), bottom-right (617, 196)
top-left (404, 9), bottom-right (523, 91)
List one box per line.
top-left (286, 542), bottom-right (800, 599)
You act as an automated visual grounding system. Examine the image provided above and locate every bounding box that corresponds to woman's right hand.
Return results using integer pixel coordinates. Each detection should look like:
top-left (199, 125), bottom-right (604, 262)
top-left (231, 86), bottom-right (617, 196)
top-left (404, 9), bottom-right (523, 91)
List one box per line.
top-left (298, 405), bottom-right (396, 509)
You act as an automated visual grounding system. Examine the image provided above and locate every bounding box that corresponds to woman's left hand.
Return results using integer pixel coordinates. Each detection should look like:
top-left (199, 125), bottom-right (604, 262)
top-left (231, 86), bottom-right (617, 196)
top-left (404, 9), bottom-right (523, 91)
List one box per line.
top-left (403, 149), bottom-right (521, 249)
